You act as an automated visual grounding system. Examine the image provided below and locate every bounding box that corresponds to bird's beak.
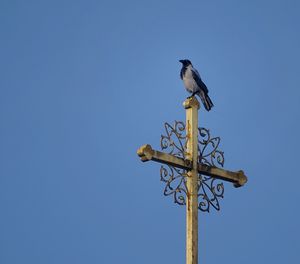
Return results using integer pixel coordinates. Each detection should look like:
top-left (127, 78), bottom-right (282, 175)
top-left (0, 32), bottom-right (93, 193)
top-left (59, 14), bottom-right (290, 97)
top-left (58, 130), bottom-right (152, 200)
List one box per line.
top-left (179, 60), bottom-right (184, 63)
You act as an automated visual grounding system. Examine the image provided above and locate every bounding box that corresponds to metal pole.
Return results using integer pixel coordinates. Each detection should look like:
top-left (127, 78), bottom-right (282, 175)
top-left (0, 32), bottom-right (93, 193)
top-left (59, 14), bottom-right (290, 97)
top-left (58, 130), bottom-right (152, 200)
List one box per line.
top-left (183, 97), bottom-right (199, 264)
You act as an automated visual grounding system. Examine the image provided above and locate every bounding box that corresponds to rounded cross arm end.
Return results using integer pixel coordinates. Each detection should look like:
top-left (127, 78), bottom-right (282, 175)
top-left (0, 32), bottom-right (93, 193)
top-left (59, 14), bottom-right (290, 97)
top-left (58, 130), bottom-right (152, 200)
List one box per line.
top-left (137, 144), bottom-right (154, 162)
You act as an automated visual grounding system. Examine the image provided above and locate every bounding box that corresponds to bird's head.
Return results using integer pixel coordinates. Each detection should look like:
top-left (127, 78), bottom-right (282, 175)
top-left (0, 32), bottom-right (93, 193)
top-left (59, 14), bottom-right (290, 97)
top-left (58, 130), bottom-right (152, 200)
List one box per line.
top-left (179, 59), bottom-right (192, 67)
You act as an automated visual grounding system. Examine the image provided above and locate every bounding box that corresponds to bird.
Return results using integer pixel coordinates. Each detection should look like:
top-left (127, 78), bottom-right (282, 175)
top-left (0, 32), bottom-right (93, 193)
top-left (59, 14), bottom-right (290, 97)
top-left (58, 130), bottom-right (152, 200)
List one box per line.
top-left (179, 59), bottom-right (214, 111)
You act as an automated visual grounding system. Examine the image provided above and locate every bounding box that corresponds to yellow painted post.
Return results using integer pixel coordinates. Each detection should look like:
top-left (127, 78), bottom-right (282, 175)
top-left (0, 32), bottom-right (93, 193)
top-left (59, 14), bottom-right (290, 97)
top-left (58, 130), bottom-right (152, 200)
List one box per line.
top-left (183, 97), bottom-right (200, 264)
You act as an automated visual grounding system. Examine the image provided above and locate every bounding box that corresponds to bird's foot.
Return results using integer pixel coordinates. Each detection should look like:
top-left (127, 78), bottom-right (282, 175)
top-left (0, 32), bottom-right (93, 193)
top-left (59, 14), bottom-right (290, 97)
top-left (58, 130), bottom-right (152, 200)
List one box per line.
top-left (187, 94), bottom-right (196, 99)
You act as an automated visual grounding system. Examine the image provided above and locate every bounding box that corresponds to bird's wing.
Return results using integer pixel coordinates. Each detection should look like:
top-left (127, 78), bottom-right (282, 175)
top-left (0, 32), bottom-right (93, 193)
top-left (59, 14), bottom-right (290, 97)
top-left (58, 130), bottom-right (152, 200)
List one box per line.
top-left (180, 67), bottom-right (186, 80)
top-left (191, 68), bottom-right (209, 94)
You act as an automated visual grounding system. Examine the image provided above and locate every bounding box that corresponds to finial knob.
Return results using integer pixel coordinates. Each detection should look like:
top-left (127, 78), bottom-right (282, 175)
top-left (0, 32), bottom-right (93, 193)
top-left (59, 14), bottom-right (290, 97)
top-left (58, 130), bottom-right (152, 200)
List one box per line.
top-left (183, 96), bottom-right (200, 109)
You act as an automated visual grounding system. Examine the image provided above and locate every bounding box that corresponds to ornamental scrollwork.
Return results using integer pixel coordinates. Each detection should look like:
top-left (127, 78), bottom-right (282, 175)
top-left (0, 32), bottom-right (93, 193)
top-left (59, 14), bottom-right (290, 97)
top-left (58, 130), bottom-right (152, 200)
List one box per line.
top-left (197, 127), bottom-right (225, 212)
top-left (159, 121), bottom-right (225, 212)
top-left (160, 121), bottom-right (187, 206)
top-left (160, 121), bottom-right (186, 158)
top-left (160, 165), bottom-right (188, 206)
top-left (198, 127), bottom-right (224, 167)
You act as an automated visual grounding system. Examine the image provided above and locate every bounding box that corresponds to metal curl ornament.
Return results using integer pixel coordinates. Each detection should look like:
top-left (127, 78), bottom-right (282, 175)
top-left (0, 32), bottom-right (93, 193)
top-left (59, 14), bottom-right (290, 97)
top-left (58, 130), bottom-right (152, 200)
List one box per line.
top-left (160, 121), bottom-right (187, 206)
top-left (159, 121), bottom-right (225, 212)
top-left (160, 165), bottom-right (187, 206)
top-left (197, 127), bottom-right (225, 212)
top-left (160, 121), bottom-right (186, 158)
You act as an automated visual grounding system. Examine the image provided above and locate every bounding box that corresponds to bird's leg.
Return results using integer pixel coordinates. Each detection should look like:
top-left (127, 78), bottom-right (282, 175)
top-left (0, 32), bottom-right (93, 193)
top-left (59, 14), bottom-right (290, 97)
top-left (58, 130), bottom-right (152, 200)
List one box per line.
top-left (187, 92), bottom-right (197, 99)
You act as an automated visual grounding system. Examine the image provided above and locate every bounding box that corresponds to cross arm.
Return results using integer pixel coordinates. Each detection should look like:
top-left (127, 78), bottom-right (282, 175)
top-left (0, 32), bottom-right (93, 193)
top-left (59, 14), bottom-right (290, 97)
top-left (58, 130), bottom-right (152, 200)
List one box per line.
top-left (137, 144), bottom-right (248, 188)
top-left (137, 144), bottom-right (192, 169)
top-left (198, 164), bottom-right (247, 188)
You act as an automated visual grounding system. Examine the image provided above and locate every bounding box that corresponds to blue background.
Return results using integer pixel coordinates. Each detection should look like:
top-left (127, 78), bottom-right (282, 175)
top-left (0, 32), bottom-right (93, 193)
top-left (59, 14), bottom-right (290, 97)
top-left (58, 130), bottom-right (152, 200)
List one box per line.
top-left (1, 0), bottom-right (300, 263)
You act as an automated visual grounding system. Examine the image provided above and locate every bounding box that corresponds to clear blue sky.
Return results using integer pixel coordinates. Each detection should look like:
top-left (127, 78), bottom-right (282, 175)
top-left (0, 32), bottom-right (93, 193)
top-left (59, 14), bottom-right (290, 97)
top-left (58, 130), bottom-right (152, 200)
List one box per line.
top-left (1, 0), bottom-right (300, 263)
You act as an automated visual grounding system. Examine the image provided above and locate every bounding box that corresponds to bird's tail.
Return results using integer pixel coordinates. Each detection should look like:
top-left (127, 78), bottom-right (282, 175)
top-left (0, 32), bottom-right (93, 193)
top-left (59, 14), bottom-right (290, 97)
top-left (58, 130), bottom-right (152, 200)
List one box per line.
top-left (197, 91), bottom-right (214, 111)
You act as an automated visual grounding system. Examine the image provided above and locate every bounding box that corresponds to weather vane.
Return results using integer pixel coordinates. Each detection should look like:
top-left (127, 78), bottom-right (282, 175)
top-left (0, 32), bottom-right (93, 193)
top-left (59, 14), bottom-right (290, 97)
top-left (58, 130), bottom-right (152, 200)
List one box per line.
top-left (137, 97), bottom-right (247, 264)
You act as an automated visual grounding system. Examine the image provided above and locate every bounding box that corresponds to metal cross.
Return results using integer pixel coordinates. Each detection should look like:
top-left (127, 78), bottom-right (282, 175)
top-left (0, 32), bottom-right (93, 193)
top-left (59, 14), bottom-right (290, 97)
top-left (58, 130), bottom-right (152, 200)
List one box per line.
top-left (137, 97), bottom-right (247, 264)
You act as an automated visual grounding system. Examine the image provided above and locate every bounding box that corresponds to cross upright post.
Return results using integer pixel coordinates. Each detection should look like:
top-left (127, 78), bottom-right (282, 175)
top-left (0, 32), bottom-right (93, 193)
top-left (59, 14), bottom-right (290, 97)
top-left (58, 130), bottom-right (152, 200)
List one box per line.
top-left (184, 97), bottom-right (200, 264)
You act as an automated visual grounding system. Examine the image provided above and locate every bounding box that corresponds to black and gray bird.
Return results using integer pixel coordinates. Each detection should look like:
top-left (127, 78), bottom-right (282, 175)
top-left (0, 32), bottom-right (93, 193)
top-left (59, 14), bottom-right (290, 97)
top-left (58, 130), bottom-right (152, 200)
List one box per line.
top-left (179, 59), bottom-right (214, 111)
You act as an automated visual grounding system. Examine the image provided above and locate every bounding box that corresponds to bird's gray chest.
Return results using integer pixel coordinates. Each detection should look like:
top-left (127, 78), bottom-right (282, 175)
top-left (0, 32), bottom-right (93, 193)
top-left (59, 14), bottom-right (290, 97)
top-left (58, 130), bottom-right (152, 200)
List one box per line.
top-left (182, 68), bottom-right (198, 93)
